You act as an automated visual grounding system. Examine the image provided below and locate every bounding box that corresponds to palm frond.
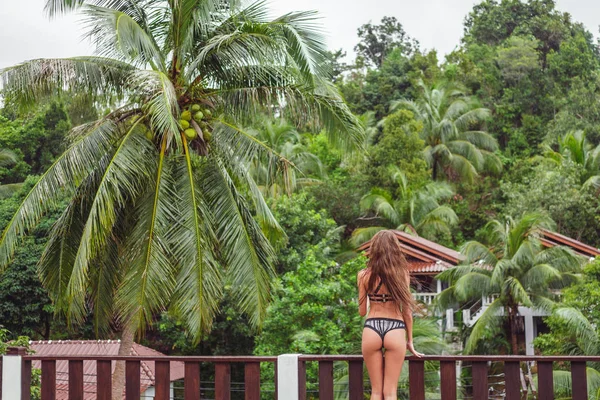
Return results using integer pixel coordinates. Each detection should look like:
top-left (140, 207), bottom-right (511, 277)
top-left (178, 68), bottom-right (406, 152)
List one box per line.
top-left (170, 139), bottom-right (222, 340)
top-left (553, 307), bottom-right (600, 351)
top-left (1, 57), bottom-right (134, 106)
top-left (0, 119), bottom-right (121, 273)
top-left (460, 241), bottom-right (499, 267)
top-left (202, 158), bottom-right (275, 327)
top-left (464, 298), bottom-right (503, 354)
top-left (66, 119), bottom-right (156, 325)
top-left (133, 70), bottom-right (180, 143)
top-left (454, 272), bottom-right (493, 301)
top-left (83, 5), bottom-right (164, 68)
top-left (115, 137), bottom-right (178, 332)
top-left (349, 226), bottom-right (387, 248)
top-left (502, 277), bottom-right (532, 307)
top-left (270, 10), bottom-right (330, 81)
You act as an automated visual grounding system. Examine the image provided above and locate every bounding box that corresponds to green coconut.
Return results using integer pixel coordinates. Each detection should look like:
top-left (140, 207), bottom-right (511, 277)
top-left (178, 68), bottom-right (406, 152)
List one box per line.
top-left (181, 110), bottom-right (192, 121)
top-left (193, 111), bottom-right (204, 122)
top-left (184, 128), bottom-right (197, 140)
top-left (198, 121), bottom-right (207, 129)
top-left (203, 129), bottom-right (212, 141)
top-left (180, 119), bottom-right (190, 129)
top-left (203, 109), bottom-right (212, 118)
top-left (145, 131), bottom-right (154, 141)
top-left (191, 104), bottom-right (201, 112)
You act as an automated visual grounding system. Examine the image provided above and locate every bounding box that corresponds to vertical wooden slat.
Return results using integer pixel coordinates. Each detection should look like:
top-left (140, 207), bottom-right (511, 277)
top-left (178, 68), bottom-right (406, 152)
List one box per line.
top-left (215, 363), bottom-right (231, 400)
top-left (96, 360), bottom-right (112, 400)
top-left (537, 361), bottom-right (554, 400)
top-left (155, 361), bottom-right (170, 400)
top-left (298, 360), bottom-right (306, 400)
top-left (274, 360), bottom-right (278, 400)
top-left (440, 360), bottom-right (456, 400)
top-left (68, 360), bottom-right (83, 400)
top-left (504, 362), bottom-right (521, 400)
top-left (348, 360), bottom-right (363, 400)
top-left (472, 362), bottom-right (488, 400)
top-left (319, 361), bottom-right (334, 400)
top-left (409, 360), bottom-right (425, 400)
top-left (184, 361), bottom-right (200, 400)
top-left (21, 359), bottom-right (32, 400)
top-left (41, 360), bottom-right (56, 400)
top-left (245, 362), bottom-right (260, 400)
top-left (572, 361), bottom-right (588, 400)
top-left (125, 360), bottom-right (140, 400)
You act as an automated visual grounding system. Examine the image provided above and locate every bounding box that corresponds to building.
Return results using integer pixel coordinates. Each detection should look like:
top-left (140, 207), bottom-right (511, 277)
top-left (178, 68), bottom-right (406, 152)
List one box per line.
top-left (29, 340), bottom-right (185, 399)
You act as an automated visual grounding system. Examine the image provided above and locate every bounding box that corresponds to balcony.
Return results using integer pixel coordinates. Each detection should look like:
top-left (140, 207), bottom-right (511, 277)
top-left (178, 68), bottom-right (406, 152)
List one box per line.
top-left (0, 348), bottom-right (594, 400)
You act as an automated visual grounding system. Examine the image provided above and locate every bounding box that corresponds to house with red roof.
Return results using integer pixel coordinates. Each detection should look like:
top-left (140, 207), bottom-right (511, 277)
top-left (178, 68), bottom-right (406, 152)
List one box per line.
top-left (29, 340), bottom-right (185, 400)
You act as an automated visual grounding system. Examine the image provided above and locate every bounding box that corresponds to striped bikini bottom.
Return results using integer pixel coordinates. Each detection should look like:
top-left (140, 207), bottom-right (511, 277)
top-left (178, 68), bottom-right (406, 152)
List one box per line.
top-left (364, 318), bottom-right (406, 341)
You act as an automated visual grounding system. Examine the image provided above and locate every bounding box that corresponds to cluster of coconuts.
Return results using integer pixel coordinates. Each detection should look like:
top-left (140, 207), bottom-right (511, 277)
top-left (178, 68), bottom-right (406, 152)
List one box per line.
top-left (180, 104), bottom-right (212, 141)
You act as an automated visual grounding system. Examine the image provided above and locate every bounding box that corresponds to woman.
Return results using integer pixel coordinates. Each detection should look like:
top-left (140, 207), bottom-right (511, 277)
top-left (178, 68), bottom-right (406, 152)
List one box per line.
top-left (357, 230), bottom-right (423, 399)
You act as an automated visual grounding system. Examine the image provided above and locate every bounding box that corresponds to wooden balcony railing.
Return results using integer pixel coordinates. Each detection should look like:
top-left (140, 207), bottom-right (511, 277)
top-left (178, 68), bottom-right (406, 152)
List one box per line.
top-left (1, 350), bottom-right (597, 400)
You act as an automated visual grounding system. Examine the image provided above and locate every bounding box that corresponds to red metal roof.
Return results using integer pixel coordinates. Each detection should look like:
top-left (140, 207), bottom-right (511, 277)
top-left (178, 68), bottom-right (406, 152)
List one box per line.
top-left (540, 229), bottom-right (600, 258)
top-left (357, 230), bottom-right (463, 274)
top-left (29, 340), bottom-right (185, 399)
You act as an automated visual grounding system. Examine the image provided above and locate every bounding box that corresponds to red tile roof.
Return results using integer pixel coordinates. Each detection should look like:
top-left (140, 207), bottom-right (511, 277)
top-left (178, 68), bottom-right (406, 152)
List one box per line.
top-left (29, 340), bottom-right (185, 400)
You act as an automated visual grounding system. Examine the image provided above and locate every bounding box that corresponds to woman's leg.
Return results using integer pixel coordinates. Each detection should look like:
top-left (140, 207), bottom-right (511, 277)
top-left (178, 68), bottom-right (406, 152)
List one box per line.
top-left (382, 329), bottom-right (407, 400)
top-left (362, 328), bottom-right (384, 399)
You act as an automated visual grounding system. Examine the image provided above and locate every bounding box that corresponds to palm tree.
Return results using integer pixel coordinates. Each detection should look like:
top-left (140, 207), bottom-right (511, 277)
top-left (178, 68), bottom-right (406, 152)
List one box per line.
top-left (540, 307), bottom-right (600, 398)
top-left (249, 119), bottom-right (324, 197)
top-left (0, 0), bottom-right (362, 367)
top-left (351, 166), bottom-right (458, 244)
top-left (544, 130), bottom-right (600, 190)
top-left (436, 213), bottom-right (581, 354)
top-left (391, 80), bottom-right (502, 182)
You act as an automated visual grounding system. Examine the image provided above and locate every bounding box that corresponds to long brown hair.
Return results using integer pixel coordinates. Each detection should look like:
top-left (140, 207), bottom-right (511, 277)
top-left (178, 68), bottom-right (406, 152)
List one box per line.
top-left (364, 230), bottom-right (414, 311)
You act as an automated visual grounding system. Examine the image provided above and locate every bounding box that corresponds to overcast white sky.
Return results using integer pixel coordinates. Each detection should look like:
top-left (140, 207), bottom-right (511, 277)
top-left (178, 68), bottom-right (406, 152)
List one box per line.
top-left (1, 0), bottom-right (599, 69)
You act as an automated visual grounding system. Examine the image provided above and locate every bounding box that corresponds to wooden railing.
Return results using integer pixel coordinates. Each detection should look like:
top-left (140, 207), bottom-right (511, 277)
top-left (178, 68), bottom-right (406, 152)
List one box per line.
top-left (1, 351), bottom-right (597, 399)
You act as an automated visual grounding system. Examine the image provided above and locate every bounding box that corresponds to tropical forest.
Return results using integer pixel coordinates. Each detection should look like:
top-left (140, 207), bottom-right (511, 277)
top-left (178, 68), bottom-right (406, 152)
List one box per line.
top-left (1, 0), bottom-right (600, 398)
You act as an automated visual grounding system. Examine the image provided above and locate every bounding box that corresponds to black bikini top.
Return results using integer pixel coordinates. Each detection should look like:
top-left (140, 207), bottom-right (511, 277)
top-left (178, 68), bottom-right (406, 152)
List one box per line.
top-left (368, 281), bottom-right (394, 303)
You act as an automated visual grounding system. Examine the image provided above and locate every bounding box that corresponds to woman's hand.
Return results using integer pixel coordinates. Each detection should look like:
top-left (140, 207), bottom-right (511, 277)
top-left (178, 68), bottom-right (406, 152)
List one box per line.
top-left (407, 342), bottom-right (423, 358)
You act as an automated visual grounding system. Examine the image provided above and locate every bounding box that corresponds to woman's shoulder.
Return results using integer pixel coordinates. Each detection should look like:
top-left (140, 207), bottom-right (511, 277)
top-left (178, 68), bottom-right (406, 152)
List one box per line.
top-left (357, 268), bottom-right (370, 281)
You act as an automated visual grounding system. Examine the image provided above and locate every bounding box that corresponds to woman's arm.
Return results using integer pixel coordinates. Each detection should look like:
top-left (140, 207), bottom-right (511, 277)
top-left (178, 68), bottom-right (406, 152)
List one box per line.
top-left (357, 269), bottom-right (368, 317)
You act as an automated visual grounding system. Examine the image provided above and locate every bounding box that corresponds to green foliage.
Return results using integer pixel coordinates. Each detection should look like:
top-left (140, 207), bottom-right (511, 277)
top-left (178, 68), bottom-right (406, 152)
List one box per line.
top-left (269, 193), bottom-right (340, 274)
top-left (366, 109), bottom-right (428, 190)
top-left (502, 159), bottom-right (600, 247)
top-left (0, 102), bottom-right (70, 183)
top-left (353, 167), bottom-right (458, 245)
top-left (496, 36), bottom-right (541, 83)
top-left (354, 16), bottom-right (418, 68)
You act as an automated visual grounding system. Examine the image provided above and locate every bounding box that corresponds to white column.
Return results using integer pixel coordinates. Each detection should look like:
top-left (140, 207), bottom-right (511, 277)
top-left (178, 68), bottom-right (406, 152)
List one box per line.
top-left (446, 309), bottom-right (454, 331)
top-left (437, 279), bottom-right (442, 294)
top-left (524, 311), bottom-right (535, 356)
top-left (2, 348), bottom-right (24, 400)
top-left (277, 354), bottom-right (301, 400)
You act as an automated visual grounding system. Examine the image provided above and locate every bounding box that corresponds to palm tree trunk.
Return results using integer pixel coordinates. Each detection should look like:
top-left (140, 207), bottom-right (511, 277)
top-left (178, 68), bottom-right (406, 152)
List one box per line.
top-left (432, 159), bottom-right (439, 180)
top-left (112, 323), bottom-right (136, 400)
